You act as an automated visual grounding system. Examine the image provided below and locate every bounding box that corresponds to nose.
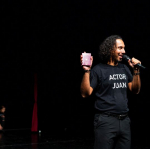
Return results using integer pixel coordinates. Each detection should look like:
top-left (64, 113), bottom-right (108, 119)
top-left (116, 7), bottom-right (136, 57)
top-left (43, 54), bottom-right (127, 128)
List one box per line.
top-left (122, 48), bottom-right (125, 53)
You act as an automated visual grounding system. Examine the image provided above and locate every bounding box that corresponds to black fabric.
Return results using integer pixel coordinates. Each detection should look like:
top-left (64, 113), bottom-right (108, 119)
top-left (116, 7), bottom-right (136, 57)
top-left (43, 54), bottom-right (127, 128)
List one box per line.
top-left (90, 62), bottom-right (133, 114)
top-left (99, 112), bottom-right (128, 120)
top-left (94, 114), bottom-right (131, 149)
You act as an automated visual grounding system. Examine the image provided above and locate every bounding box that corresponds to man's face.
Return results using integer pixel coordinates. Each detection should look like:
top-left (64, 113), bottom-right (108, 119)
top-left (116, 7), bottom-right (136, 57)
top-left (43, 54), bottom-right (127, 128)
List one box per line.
top-left (113, 39), bottom-right (125, 62)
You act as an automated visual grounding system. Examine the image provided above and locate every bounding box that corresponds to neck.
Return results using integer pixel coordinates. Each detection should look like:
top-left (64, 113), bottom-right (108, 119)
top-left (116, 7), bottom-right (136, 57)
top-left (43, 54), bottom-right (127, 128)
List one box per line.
top-left (107, 61), bottom-right (118, 66)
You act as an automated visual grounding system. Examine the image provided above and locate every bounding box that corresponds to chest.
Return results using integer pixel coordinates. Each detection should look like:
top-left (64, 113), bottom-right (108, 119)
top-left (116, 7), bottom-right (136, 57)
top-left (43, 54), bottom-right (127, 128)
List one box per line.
top-left (98, 68), bottom-right (129, 89)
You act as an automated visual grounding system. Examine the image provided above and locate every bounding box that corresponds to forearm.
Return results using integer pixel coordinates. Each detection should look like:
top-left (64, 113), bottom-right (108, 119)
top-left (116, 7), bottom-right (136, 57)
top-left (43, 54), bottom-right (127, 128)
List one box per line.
top-left (80, 71), bottom-right (91, 98)
top-left (132, 68), bottom-right (141, 94)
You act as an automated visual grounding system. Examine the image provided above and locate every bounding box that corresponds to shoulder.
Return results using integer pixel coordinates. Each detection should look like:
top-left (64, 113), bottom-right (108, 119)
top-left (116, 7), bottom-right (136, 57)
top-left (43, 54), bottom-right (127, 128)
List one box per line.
top-left (117, 62), bottom-right (130, 71)
top-left (117, 62), bottom-right (126, 68)
top-left (90, 63), bottom-right (103, 77)
top-left (118, 62), bottom-right (132, 79)
top-left (92, 63), bottom-right (106, 70)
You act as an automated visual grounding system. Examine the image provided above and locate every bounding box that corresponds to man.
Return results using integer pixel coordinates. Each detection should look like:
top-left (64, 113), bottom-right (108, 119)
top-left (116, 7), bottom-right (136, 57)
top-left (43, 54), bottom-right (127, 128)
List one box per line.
top-left (80, 35), bottom-right (141, 149)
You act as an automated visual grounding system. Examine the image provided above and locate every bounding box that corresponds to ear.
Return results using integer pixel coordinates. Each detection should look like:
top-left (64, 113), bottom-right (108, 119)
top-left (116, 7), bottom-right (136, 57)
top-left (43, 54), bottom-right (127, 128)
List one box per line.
top-left (110, 49), bottom-right (115, 55)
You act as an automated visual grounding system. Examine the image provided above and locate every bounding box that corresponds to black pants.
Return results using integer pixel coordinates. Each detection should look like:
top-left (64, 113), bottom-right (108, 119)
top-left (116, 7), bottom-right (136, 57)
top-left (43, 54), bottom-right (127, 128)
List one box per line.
top-left (94, 113), bottom-right (131, 149)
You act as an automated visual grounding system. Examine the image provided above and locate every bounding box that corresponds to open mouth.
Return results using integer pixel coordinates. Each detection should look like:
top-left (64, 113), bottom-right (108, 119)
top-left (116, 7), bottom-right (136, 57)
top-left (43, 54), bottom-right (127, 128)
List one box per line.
top-left (119, 55), bottom-right (123, 59)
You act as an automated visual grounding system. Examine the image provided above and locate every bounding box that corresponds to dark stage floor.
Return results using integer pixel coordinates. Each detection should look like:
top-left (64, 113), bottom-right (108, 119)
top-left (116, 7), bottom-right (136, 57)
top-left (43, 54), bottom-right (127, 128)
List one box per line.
top-left (0, 129), bottom-right (149, 149)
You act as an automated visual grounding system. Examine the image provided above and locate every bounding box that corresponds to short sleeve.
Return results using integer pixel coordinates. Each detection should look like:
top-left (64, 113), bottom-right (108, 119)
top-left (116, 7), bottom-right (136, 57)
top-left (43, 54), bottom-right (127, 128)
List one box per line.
top-left (90, 69), bottom-right (99, 90)
top-left (123, 64), bottom-right (133, 82)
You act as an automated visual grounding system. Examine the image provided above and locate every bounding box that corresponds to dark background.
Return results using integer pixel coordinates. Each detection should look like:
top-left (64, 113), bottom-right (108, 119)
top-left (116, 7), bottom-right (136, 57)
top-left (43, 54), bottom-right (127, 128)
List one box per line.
top-left (0, 0), bottom-right (150, 146)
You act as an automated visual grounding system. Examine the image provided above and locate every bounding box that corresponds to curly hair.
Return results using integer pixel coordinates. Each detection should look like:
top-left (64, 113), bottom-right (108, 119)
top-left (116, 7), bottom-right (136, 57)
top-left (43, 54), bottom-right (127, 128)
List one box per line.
top-left (98, 35), bottom-right (123, 63)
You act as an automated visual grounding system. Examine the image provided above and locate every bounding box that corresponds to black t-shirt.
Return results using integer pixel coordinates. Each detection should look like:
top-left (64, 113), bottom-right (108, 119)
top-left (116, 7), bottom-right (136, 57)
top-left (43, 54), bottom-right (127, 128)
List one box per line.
top-left (90, 63), bottom-right (133, 114)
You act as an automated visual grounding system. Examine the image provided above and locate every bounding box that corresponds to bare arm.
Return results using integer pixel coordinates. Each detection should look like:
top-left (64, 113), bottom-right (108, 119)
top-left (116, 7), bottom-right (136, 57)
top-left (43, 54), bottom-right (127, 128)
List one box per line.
top-left (128, 57), bottom-right (141, 94)
top-left (80, 71), bottom-right (93, 98)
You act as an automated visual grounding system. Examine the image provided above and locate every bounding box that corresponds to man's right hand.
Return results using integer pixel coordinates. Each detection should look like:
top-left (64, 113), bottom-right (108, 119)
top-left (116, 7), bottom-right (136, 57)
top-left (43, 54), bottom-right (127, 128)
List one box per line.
top-left (80, 52), bottom-right (93, 71)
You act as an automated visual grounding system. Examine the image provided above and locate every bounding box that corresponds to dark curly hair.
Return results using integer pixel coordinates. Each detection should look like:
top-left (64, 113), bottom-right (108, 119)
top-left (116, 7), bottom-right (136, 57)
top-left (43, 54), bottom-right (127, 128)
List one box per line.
top-left (98, 35), bottom-right (123, 63)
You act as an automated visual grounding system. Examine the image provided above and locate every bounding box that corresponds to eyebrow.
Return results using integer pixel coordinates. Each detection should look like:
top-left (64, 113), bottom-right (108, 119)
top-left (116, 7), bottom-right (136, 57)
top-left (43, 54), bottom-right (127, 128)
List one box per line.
top-left (118, 46), bottom-right (125, 48)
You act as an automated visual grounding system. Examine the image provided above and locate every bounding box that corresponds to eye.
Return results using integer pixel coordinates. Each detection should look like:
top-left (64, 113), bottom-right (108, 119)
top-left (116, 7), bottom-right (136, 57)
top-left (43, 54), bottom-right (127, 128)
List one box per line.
top-left (118, 46), bottom-right (124, 50)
